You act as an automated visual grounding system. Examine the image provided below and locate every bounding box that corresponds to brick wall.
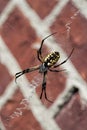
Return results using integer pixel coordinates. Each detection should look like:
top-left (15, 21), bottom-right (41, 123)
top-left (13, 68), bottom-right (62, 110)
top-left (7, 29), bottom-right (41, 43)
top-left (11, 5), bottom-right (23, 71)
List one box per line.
top-left (0, 0), bottom-right (87, 130)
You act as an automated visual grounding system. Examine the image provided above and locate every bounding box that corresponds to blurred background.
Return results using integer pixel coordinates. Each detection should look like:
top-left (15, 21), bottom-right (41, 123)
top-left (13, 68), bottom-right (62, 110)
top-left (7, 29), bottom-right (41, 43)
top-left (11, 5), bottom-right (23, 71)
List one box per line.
top-left (0, 0), bottom-right (87, 130)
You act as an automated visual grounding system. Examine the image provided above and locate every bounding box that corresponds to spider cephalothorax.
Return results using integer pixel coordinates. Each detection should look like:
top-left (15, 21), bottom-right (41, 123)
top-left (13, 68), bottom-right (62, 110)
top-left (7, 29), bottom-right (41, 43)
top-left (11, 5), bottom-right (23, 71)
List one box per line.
top-left (15, 32), bottom-right (74, 103)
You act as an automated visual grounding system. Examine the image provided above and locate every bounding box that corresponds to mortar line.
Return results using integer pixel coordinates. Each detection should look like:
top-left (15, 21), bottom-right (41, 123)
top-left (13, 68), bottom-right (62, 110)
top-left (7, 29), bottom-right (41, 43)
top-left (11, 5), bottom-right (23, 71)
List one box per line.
top-left (0, 0), bottom-right (16, 26)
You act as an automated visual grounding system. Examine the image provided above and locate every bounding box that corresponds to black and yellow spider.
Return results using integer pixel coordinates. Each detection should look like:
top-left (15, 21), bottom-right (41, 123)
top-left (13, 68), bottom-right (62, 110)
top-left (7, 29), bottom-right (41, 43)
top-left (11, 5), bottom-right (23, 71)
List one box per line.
top-left (15, 32), bottom-right (74, 103)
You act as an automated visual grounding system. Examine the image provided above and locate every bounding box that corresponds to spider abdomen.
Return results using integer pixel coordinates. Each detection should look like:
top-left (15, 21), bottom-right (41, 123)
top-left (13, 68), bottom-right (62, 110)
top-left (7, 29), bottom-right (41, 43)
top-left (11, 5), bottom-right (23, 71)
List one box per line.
top-left (44, 51), bottom-right (60, 67)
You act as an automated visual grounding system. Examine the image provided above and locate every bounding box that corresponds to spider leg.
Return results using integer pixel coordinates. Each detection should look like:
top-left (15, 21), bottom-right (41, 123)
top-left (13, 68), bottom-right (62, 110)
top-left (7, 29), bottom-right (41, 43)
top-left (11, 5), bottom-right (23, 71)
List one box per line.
top-left (15, 65), bottom-right (40, 83)
top-left (37, 32), bottom-right (57, 63)
top-left (40, 72), bottom-right (46, 99)
top-left (53, 48), bottom-right (74, 68)
top-left (40, 87), bottom-right (44, 99)
top-left (40, 71), bottom-right (53, 103)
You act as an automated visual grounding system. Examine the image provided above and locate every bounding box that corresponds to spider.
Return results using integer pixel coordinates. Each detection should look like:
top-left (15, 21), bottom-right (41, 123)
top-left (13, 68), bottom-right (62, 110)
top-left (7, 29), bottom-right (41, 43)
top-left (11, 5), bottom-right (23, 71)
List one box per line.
top-left (15, 32), bottom-right (74, 103)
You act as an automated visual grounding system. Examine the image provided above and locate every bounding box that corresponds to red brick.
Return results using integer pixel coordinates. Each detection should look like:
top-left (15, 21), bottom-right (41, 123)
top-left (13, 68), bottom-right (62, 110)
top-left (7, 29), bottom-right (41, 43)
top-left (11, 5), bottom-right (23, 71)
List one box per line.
top-left (0, 63), bottom-right (12, 95)
top-left (0, 0), bottom-right (10, 14)
top-left (26, 0), bottom-right (58, 19)
top-left (50, 1), bottom-right (87, 82)
top-left (1, 7), bottom-right (38, 69)
top-left (55, 94), bottom-right (87, 130)
top-left (1, 89), bottom-right (43, 130)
